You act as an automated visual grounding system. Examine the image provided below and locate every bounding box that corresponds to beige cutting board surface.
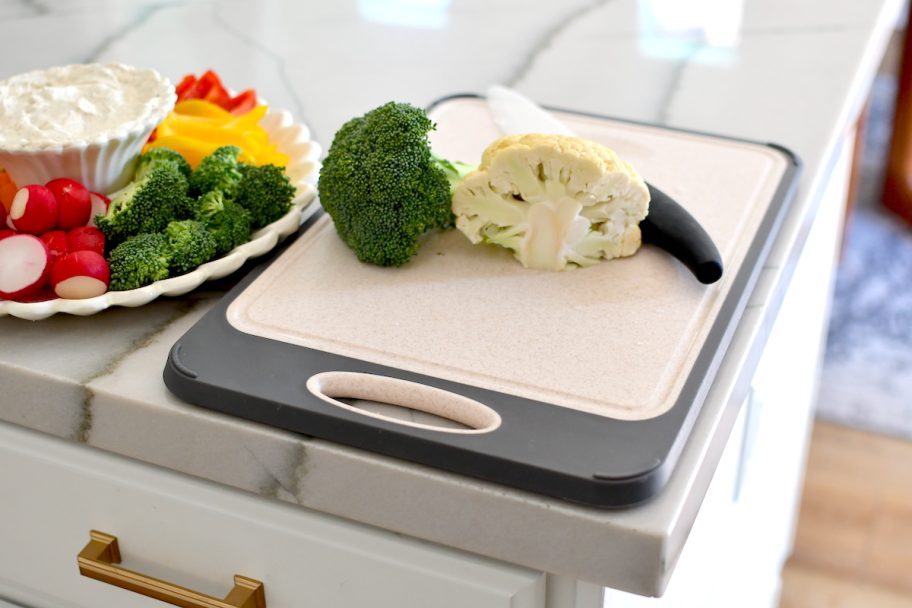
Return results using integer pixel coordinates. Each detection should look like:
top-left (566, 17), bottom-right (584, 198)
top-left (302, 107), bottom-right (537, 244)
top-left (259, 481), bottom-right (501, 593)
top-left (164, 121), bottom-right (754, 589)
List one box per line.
top-left (226, 98), bottom-right (789, 421)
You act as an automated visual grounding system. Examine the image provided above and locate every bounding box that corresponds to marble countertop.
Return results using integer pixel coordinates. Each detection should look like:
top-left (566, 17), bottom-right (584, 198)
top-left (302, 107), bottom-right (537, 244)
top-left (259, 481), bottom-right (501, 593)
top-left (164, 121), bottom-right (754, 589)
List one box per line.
top-left (0, 0), bottom-right (903, 597)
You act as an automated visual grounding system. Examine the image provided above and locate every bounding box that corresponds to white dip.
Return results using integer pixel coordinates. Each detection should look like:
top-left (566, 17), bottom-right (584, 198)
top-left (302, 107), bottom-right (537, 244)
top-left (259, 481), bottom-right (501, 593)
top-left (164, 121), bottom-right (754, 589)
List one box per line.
top-left (0, 63), bottom-right (175, 149)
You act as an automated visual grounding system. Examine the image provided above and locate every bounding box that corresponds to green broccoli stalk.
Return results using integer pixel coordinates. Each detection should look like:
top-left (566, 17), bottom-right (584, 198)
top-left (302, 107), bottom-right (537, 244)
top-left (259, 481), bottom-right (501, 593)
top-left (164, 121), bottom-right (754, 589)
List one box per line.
top-left (195, 190), bottom-right (252, 255)
top-left (95, 164), bottom-right (192, 248)
top-left (189, 145), bottom-right (243, 197)
top-left (135, 147), bottom-right (192, 180)
top-left (234, 163), bottom-right (296, 229)
top-left (164, 220), bottom-right (217, 274)
top-left (107, 233), bottom-right (172, 291)
top-left (431, 153), bottom-right (476, 195)
top-left (317, 101), bottom-right (475, 267)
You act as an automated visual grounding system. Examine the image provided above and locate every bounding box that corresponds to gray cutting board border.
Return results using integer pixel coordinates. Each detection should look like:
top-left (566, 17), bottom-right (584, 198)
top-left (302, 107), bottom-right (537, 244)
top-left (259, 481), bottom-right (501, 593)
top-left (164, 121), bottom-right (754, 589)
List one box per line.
top-left (163, 97), bottom-right (801, 508)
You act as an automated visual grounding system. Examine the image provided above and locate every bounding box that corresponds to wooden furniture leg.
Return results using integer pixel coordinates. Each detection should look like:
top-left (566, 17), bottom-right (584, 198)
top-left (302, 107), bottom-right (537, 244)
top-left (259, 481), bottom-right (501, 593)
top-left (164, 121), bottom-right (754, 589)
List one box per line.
top-left (843, 104), bottom-right (869, 256)
top-left (883, 22), bottom-right (912, 224)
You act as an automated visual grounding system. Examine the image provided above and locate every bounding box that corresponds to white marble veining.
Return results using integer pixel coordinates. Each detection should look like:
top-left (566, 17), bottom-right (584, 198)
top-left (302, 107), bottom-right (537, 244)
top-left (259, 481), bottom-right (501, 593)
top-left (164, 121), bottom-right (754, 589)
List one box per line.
top-left (0, 0), bottom-right (904, 597)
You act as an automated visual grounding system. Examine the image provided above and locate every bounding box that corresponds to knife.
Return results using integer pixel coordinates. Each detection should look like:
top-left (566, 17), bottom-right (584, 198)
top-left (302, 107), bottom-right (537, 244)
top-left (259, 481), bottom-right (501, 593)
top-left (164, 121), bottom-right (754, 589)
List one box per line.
top-left (486, 85), bottom-right (723, 284)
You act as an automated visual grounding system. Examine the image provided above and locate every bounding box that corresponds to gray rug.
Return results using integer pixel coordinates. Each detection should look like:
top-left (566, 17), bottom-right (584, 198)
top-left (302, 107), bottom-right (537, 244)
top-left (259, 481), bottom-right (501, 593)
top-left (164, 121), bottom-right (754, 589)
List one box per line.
top-left (816, 74), bottom-right (912, 440)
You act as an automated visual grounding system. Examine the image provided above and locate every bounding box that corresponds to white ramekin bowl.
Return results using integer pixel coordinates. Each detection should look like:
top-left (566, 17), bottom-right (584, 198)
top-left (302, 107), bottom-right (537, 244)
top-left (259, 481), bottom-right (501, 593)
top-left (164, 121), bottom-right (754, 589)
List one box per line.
top-left (0, 63), bottom-right (176, 195)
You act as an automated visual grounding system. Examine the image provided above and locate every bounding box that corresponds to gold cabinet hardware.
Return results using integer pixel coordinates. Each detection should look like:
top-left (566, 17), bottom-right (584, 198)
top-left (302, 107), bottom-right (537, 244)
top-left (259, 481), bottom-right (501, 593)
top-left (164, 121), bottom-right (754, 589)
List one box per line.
top-left (77, 530), bottom-right (266, 608)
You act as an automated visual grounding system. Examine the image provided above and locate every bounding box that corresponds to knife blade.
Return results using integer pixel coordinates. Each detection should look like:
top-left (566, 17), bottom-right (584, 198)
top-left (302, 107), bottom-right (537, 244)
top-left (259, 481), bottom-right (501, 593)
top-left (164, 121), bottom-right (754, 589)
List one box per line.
top-left (485, 85), bottom-right (723, 284)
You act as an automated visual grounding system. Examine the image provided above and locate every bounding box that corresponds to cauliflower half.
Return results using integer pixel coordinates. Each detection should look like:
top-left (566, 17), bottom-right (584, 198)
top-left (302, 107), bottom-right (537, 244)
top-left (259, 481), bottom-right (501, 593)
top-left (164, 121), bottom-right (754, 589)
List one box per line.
top-left (451, 134), bottom-right (650, 271)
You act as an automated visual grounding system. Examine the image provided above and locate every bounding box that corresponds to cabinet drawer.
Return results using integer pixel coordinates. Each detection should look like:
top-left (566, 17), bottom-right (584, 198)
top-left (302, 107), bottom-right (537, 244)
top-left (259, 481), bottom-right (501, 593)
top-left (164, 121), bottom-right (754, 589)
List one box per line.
top-left (0, 422), bottom-right (544, 608)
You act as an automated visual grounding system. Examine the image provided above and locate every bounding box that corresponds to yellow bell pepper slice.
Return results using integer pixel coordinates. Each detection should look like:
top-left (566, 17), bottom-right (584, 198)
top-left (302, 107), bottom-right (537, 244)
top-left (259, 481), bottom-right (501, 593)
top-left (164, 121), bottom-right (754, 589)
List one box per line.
top-left (144, 135), bottom-right (220, 168)
top-left (173, 99), bottom-right (234, 119)
top-left (145, 101), bottom-right (287, 168)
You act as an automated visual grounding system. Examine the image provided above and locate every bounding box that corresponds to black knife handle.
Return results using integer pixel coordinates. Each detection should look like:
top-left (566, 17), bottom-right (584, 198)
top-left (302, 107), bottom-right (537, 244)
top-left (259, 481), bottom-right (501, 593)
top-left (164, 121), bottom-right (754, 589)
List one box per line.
top-left (640, 184), bottom-right (723, 284)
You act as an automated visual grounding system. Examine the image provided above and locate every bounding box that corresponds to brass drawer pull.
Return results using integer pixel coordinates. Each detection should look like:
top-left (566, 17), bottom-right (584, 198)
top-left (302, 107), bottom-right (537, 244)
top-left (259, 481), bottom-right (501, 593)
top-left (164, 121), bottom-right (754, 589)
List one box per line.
top-left (77, 530), bottom-right (266, 608)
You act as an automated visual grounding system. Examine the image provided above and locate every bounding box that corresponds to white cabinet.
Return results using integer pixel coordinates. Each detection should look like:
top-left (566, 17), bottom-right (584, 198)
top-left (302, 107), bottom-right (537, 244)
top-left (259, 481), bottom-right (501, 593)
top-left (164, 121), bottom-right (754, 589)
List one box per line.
top-left (716, 132), bottom-right (850, 608)
top-left (0, 422), bottom-right (545, 608)
top-left (602, 133), bottom-right (851, 607)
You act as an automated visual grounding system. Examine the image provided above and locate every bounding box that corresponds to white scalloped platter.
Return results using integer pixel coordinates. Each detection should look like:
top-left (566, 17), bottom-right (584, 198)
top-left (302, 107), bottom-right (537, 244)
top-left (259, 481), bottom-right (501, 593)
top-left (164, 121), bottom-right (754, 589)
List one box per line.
top-left (0, 107), bottom-right (321, 321)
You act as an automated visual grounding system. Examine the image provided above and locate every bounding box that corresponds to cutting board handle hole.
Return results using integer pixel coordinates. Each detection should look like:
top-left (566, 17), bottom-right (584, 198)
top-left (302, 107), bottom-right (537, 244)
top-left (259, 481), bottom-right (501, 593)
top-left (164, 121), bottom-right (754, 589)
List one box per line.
top-left (306, 372), bottom-right (501, 434)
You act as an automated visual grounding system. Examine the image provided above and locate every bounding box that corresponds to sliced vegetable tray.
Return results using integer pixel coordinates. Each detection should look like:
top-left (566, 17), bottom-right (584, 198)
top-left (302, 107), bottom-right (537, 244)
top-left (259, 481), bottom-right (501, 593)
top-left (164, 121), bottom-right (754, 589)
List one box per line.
top-left (0, 108), bottom-right (320, 321)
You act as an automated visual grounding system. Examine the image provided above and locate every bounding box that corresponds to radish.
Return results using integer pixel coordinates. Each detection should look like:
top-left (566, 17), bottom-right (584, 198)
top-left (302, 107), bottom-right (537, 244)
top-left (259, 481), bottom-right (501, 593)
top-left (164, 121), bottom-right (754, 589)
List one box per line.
top-left (40, 230), bottom-right (69, 264)
top-left (13, 285), bottom-right (56, 303)
top-left (9, 185), bottom-right (58, 235)
top-left (87, 192), bottom-right (110, 227)
top-left (66, 226), bottom-right (105, 256)
top-left (0, 234), bottom-right (51, 299)
top-left (0, 229), bottom-right (16, 241)
top-left (51, 250), bottom-right (109, 299)
top-left (46, 178), bottom-right (91, 230)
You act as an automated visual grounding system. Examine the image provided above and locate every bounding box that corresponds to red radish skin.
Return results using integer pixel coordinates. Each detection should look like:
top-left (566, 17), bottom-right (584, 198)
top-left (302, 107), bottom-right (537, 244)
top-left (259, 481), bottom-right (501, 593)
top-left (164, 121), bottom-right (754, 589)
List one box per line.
top-left (87, 192), bottom-right (110, 227)
top-left (46, 178), bottom-right (91, 230)
top-left (0, 234), bottom-right (51, 299)
top-left (51, 251), bottom-right (109, 299)
top-left (9, 185), bottom-right (58, 235)
top-left (0, 229), bottom-right (16, 241)
top-left (13, 285), bottom-right (56, 303)
top-left (66, 226), bottom-right (105, 256)
top-left (0, 200), bottom-right (5, 226)
top-left (40, 230), bottom-right (69, 264)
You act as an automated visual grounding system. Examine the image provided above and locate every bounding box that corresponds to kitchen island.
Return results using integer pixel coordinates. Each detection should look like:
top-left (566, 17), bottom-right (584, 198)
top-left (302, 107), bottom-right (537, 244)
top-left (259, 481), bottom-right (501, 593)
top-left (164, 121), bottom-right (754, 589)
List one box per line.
top-left (0, 0), bottom-right (903, 606)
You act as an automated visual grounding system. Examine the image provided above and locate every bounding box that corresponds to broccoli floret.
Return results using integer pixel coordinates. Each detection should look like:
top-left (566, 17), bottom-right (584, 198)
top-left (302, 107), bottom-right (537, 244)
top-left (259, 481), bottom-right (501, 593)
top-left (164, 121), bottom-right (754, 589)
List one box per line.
top-left (107, 233), bottom-right (171, 291)
top-left (189, 145), bottom-right (243, 197)
top-left (234, 163), bottom-right (296, 229)
top-left (164, 220), bottom-right (217, 274)
top-left (196, 190), bottom-right (252, 255)
top-left (96, 164), bottom-right (192, 248)
top-left (317, 101), bottom-right (473, 267)
top-left (135, 147), bottom-right (191, 180)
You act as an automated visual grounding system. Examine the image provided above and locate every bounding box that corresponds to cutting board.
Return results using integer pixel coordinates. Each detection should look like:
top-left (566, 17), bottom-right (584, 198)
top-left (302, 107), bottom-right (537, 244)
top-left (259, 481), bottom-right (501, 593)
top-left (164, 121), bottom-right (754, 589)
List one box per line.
top-left (164, 96), bottom-right (799, 507)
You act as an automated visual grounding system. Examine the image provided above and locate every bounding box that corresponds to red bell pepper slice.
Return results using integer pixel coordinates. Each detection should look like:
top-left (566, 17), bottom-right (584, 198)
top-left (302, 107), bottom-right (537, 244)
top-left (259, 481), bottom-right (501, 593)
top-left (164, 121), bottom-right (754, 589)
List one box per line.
top-left (203, 85), bottom-right (231, 108)
top-left (173, 70), bottom-right (259, 114)
top-left (225, 89), bottom-right (258, 115)
top-left (181, 78), bottom-right (212, 101)
top-left (181, 70), bottom-right (220, 101)
top-left (175, 74), bottom-right (197, 99)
